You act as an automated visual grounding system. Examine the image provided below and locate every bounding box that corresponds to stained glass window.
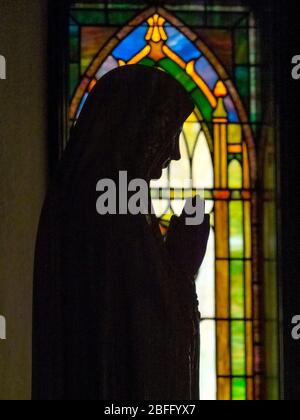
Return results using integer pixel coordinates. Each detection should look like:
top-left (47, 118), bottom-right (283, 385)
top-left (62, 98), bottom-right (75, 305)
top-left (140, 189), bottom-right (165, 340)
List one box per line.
top-left (68, 0), bottom-right (264, 400)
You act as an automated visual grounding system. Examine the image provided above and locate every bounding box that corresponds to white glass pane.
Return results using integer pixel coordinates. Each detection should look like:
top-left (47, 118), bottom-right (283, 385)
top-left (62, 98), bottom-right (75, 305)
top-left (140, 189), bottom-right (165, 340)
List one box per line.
top-left (170, 199), bottom-right (186, 216)
top-left (196, 227), bottom-right (215, 319)
top-left (193, 131), bottom-right (214, 189)
top-left (169, 135), bottom-right (191, 188)
top-left (96, 55), bottom-right (118, 80)
top-left (183, 121), bottom-right (202, 157)
top-left (205, 199), bottom-right (214, 214)
top-left (151, 200), bottom-right (170, 218)
top-left (150, 167), bottom-right (169, 189)
top-left (199, 320), bottom-right (217, 401)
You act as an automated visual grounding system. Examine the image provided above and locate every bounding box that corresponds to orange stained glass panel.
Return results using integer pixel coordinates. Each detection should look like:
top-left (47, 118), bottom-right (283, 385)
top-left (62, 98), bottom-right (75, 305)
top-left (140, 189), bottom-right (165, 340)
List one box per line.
top-left (218, 377), bottom-right (231, 401)
top-left (217, 321), bottom-right (230, 376)
top-left (215, 201), bottom-right (229, 259)
top-left (216, 259), bottom-right (229, 319)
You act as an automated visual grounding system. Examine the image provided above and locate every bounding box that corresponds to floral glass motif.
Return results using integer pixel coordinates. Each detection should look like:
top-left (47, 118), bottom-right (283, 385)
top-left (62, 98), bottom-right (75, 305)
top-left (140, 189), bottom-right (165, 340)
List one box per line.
top-left (68, 1), bottom-right (262, 400)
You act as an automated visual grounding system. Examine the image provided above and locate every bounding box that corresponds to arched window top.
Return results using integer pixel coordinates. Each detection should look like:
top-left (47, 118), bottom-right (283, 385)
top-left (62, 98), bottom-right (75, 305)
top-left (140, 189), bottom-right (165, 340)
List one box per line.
top-left (69, 6), bottom-right (257, 183)
top-left (71, 9), bottom-right (242, 123)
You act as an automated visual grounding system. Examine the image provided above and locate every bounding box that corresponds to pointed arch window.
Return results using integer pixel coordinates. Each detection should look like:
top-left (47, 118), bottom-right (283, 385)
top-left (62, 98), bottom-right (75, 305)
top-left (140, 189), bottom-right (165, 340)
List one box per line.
top-left (66, 1), bottom-right (274, 401)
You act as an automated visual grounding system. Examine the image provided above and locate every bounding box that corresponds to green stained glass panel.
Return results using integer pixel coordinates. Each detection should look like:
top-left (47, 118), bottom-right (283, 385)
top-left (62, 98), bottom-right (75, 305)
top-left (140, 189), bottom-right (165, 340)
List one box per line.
top-left (174, 12), bottom-right (205, 26)
top-left (228, 154), bottom-right (234, 162)
top-left (235, 29), bottom-right (249, 65)
top-left (230, 201), bottom-right (244, 259)
top-left (231, 190), bottom-right (242, 200)
top-left (231, 321), bottom-right (246, 376)
top-left (166, 3), bottom-right (205, 10)
top-left (235, 66), bottom-right (249, 100)
top-left (237, 16), bottom-right (248, 28)
top-left (207, 5), bottom-right (248, 12)
top-left (236, 153), bottom-right (242, 161)
top-left (230, 261), bottom-right (244, 319)
top-left (206, 12), bottom-right (247, 27)
top-left (139, 58), bottom-right (156, 67)
top-left (250, 67), bottom-right (261, 122)
top-left (108, 10), bottom-right (138, 25)
top-left (107, 2), bottom-right (147, 10)
top-left (158, 58), bottom-right (197, 93)
top-left (232, 377), bottom-right (247, 400)
top-left (228, 124), bottom-right (242, 144)
top-left (191, 90), bottom-right (212, 122)
top-left (71, 10), bottom-right (106, 25)
top-left (70, 25), bottom-right (79, 62)
top-left (71, 3), bottom-right (105, 9)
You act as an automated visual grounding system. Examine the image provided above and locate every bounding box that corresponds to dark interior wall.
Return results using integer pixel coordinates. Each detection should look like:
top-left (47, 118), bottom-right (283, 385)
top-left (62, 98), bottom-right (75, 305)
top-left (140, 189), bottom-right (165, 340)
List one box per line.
top-left (275, 0), bottom-right (300, 400)
top-left (0, 0), bottom-right (48, 400)
top-left (256, 1), bottom-right (280, 400)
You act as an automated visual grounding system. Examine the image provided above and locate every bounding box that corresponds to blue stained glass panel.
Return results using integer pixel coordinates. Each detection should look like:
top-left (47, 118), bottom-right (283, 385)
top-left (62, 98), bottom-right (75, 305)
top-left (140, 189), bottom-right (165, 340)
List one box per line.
top-left (165, 26), bottom-right (202, 62)
top-left (112, 25), bottom-right (148, 61)
top-left (225, 95), bottom-right (239, 123)
top-left (70, 25), bottom-right (79, 62)
top-left (76, 92), bottom-right (89, 119)
top-left (195, 56), bottom-right (219, 90)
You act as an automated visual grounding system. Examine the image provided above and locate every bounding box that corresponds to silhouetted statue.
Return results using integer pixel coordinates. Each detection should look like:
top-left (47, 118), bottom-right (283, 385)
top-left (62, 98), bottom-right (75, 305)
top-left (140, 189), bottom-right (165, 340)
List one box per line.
top-left (32, 65), bottom-right (210, 400)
